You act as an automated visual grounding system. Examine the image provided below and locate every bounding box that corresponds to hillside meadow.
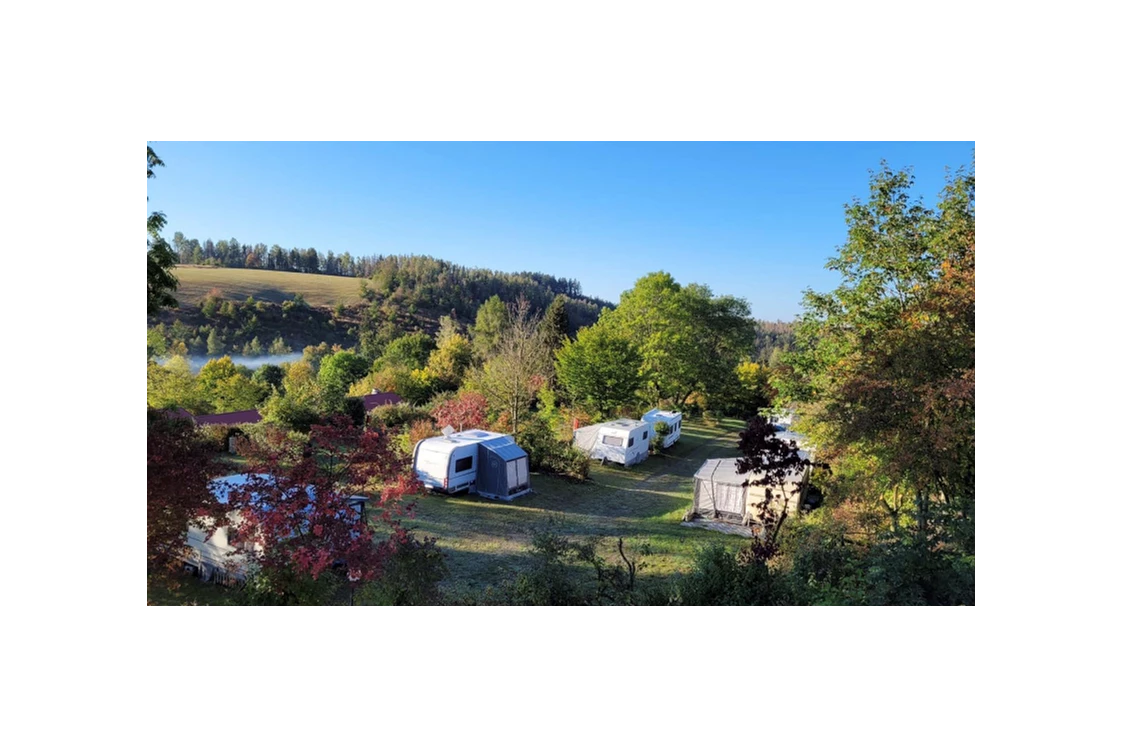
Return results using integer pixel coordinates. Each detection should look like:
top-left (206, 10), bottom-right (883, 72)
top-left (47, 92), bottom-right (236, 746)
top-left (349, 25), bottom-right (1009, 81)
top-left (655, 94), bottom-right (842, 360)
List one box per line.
top-left (172, 265), bottom-right (367, 308)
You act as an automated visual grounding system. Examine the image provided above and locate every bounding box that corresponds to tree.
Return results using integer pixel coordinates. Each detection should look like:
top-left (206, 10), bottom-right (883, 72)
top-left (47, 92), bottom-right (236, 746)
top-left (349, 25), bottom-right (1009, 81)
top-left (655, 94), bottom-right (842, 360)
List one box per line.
top-left (431, 392), bottom-right (490, 431)
top-left (147, 146), bottom-right (179, 314)
top-left (261, 360), bottom-right (322, 431)
top-left (777, 161), bottom-right (975, 568)
top-left (148, 356), bottom-right (210, 413)
top-left (473, 297), bottom-right (548, 436)
top-left (221, 418), bottom-right (424, 590)
top-left (735, 415), bottom-right (813, 552)
top-left (253, 363), bottom-right (285, 392)
top-left (555, 315), bottom-right (642, 419)
top-left (611, 272), bottom-right (754, 409)
top-left (147, 409), bottom-right (223, 582)
top-left (540, 295), bottom-right (571, 354)
top-left (318, 350), bottom-right (371, 410)
top-left (269, 336), bottom-right (291, 355)
top-left (375, 332), bottom-right (434, 372)
top-left (197, 356), bottom-right (269, 412)
top-left (424, 331), bottom-right (474, 391)
top-left (206, 329), bottom-right (223, 356)
top-left (470, 294), bottom-right (510, 359)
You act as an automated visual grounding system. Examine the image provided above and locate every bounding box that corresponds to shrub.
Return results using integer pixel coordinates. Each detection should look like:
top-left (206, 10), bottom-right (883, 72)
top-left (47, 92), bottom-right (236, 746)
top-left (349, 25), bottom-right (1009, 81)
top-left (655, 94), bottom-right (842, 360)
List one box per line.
top-left (367, 403), bottom-right (431, 430)
top-left (651, 421), bottom-right (671, 453)
top-left (355, 535), bottom-right (447, 605)
top-left (677, 544), bottom-right (793, 606)
top-left (396, 418), bottom-right (439, 455)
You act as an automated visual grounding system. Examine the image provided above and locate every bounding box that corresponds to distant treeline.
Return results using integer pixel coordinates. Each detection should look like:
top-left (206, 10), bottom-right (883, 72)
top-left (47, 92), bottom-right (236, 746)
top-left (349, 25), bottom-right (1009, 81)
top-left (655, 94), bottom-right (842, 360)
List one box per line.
top-left (754, 320), bottom-right (795, 364)
top-left (172, 233), bottom-right (381, 277)
top-left (172, 235), bottom-right (612, 333)
top-left (363, 255), bottom-right (609, 331)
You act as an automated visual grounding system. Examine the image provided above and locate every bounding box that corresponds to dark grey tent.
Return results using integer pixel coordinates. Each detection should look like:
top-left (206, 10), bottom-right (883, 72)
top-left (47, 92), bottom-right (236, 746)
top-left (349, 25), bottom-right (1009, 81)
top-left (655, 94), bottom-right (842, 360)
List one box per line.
top-left (475, 436), bottom-right (531, 500)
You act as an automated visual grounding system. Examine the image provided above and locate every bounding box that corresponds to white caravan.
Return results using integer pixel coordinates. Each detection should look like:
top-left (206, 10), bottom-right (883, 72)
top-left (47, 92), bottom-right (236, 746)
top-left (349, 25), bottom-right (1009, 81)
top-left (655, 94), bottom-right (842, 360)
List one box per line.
top-left (413, 428), bottom-right (531, 501)
top-left (572, 418), bottom-right (651, 466)
top-left (641, 408), bottom-right (683, 448)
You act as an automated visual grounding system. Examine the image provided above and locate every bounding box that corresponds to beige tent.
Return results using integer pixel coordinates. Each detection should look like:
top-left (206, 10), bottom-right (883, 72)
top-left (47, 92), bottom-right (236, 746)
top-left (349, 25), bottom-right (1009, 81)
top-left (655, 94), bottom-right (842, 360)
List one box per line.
top-left (689, 457), bottom-right (810, 526)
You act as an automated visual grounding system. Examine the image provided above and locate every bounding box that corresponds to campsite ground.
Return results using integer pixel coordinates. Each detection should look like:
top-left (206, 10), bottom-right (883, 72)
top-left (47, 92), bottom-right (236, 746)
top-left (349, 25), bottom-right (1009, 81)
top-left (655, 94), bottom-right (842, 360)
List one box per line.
top-left (404, 416), bottom-right (751, 597)
top-left (149, 417), bottom-right (752, 604)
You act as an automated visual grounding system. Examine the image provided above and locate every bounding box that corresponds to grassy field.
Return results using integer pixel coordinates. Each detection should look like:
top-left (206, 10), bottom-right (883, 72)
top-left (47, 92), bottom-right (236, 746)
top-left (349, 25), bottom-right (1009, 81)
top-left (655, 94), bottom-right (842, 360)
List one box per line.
top-left (402, 417), bottom-right (751, 597)
top-left (172, 265), bottom-right (367, 308)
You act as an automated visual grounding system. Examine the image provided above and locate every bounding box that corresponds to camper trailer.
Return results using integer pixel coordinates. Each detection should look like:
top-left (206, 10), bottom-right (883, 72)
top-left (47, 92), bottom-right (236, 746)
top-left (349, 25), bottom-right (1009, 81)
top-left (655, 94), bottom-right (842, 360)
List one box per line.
top-left (641, 408), bottom-right (683, 448)
top-left (572, 418), bottom-right (651, 466)
top-left (413, 429), bottom-right (531, 501)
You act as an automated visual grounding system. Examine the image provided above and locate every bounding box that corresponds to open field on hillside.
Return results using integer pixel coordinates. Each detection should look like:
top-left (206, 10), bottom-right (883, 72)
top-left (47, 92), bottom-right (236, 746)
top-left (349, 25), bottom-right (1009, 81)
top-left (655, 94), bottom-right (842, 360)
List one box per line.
top-left (403, 417), bottom-right (751, 597)
top-left (172, 265), bottom-right (367, 308)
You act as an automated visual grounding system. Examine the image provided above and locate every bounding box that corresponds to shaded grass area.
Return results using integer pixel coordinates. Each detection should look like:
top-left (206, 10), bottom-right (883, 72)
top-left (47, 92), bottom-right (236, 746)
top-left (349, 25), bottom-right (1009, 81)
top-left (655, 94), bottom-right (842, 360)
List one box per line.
top-left (172, 265), bottom-right (367, 308)
top-left (147, 574), bottom-right (237, 606)
top-left (401, 417), bottom-right (751, 596)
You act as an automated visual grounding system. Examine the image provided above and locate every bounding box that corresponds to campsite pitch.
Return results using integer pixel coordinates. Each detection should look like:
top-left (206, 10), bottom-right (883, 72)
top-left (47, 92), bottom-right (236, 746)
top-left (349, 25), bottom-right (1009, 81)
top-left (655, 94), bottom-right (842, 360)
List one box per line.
top-left (402, 417), bottom-right (752, 596)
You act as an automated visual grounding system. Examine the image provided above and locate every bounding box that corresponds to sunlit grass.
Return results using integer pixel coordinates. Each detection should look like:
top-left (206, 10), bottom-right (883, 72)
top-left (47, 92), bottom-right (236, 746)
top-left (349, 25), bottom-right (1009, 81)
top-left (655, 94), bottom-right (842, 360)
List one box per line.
top-left (172, 265), bottom-right (366, 308)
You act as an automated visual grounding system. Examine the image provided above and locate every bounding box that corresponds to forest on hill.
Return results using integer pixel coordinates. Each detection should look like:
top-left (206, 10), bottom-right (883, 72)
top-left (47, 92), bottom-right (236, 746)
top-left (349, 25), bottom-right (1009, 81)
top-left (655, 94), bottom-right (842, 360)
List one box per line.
top-left (152, 248), bottom-right (615, 359)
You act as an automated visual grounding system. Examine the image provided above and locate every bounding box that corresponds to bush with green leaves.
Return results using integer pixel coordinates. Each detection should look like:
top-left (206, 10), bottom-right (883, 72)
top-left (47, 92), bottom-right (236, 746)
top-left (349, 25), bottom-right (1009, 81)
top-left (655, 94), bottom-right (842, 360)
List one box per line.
top-left (238, 566), bottom-right (345, 606)
top-left (488, 522), bottom-right (660, 605)
top-left (367, 402), bottom-right (432, 430)
top-left (355, 535), bottom-right (447, 606)
top-left (677, 544), bottom-right (793, 606)
top-left (517, 413), bottom-right (590, 480)
top-left (650, 421), bottom-right (671, 453)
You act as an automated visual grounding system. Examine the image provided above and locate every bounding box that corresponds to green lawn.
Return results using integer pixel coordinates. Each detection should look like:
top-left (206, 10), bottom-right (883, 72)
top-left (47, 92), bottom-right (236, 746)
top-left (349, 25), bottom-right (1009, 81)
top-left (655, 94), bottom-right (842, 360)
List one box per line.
top-left (401, 417), bottom-right (751, 596)
top-left (172, 265), bottom-right (367, 308)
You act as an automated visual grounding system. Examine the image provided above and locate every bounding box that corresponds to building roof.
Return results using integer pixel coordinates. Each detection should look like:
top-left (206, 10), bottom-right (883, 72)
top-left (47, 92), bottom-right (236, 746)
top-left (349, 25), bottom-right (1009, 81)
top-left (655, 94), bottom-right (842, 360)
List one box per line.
top-left (361, 392), bottom-right (403, 410)
top-left (192, 409), bottom-right (263, 427)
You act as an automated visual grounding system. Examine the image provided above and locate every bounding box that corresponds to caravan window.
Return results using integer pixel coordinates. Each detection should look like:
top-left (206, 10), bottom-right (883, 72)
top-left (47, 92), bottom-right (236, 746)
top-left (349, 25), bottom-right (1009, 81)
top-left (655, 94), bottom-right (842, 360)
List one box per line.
top-left (642, 430), bottom-right (648, 440)
top-left (454, 456), bottom-right (474, 473)
top-left (603, 435), bottom-right (624, 447)
top-left (628, 437), bottom-right (634, 447)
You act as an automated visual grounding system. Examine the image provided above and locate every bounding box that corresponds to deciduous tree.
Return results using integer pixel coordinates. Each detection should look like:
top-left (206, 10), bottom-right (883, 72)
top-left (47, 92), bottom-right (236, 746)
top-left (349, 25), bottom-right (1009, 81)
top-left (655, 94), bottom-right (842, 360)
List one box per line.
top-left (147, 409), bottom-right (223, 581)
top-left (555, 315), bottom-right (642, 419)
top-left (222, 418), bottom-right (424, 587)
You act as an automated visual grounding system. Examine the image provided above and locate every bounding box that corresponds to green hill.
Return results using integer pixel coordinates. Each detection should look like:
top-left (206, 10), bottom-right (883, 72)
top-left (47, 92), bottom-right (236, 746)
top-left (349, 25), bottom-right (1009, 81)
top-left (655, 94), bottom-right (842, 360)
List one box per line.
top-left (172, 265), bottom-right (366, 308)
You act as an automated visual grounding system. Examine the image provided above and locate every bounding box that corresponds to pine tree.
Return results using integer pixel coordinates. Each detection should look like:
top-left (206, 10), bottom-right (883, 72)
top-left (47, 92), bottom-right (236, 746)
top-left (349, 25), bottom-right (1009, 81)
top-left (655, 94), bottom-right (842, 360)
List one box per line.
top-left (206, 329), bottom-right (224, 355)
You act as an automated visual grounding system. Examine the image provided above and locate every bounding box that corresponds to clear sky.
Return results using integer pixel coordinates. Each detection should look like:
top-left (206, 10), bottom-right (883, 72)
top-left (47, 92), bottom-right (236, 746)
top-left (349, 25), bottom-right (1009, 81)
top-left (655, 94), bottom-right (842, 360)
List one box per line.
top-left (146, 142), bottom-right (973, 320)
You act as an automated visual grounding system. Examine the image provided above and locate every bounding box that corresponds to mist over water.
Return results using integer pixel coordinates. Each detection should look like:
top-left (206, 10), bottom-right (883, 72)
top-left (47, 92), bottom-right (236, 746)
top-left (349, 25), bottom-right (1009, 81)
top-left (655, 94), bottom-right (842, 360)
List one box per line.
top-left (163, 352), bottom-right (304, 373)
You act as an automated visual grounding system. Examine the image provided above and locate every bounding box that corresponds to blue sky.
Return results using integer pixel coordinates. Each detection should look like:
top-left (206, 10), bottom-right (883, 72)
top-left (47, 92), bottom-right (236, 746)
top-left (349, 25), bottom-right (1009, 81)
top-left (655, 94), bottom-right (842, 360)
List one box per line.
top-left (146, 142), bottom-right (973, 320)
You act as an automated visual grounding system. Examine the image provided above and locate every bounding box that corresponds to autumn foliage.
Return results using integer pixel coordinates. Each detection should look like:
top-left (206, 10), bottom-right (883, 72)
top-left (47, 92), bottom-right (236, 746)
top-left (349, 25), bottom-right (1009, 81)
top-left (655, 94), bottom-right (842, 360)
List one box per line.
top-left (222, 417), bottom-right (424, 583)
top-left (147, 409), bottom-right (223, 581)
top-left (430, 391), bottom-right (490, 432)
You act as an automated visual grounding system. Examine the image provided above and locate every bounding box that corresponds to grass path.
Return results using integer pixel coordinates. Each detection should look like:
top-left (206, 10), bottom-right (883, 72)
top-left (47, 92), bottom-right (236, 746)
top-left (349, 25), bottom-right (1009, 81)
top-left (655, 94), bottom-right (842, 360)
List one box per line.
top-left (402, 417), bottom-right (750, 595)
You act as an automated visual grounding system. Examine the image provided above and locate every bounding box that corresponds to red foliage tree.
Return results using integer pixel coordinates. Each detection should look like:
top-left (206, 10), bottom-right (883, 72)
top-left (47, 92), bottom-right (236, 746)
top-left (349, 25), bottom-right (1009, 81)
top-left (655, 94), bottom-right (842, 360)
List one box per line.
top-left (430, 391), bottom-right (490, 432)
top-left (223, 417), bottom-right (424, 583)
top-left (736, 415), bottom-right (817, 559)
top-left (147, 409), bottom-right (223, 581)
